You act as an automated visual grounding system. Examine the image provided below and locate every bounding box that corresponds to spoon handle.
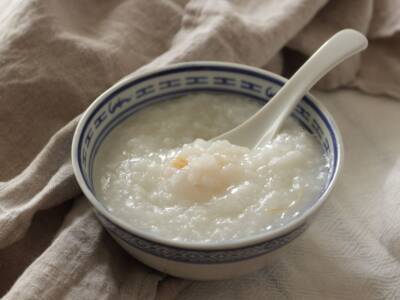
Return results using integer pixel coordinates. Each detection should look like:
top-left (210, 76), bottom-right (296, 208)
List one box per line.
top-left (216, 29), bottom-right (368, 148)
top-left (256, 29), bottom-right (367, 146)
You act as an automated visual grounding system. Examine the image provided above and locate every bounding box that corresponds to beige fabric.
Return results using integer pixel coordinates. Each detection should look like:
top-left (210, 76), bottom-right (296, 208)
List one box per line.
top-left (0, 0), bottom-right (400, 299)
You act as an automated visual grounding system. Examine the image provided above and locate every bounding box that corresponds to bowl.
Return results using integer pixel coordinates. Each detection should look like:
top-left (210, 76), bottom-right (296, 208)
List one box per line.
top-left (71, 61), bottom-right (343, 280)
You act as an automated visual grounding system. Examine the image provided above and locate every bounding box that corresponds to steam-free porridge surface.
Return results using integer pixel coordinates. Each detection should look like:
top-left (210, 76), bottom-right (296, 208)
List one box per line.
top-left (93, 93), bottom-right (329, 243)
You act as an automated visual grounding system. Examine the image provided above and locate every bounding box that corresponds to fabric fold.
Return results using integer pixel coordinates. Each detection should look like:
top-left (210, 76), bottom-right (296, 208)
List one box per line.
top-left (1, 0), bottom-right (400, 299)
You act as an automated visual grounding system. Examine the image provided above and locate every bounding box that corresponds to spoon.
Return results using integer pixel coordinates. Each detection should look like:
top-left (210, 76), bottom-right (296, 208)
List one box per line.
top-left (213, 29), bottom-right (368, 148)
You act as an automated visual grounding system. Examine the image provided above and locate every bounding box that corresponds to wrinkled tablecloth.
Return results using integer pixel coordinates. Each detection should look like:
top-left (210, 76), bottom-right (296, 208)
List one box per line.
top-left (1, 0), bottom-right (400, 299)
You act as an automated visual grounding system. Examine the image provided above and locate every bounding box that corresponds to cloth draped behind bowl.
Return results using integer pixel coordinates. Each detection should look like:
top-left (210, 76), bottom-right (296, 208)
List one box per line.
top-left (0, 0), bottom-right (400, 299)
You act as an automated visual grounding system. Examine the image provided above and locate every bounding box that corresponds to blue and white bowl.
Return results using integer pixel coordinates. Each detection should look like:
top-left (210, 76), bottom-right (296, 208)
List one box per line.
top-left (71, 62), bottom-right (343, 280)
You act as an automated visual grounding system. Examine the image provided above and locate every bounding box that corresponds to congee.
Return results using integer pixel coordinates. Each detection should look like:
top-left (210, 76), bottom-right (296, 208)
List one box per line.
top-left (93, 93), bottom-right (329, 243)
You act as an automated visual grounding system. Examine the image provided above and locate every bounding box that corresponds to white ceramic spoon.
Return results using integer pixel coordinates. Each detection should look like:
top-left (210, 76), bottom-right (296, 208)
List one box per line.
top-left (213, 29), bottom-right (368, 148)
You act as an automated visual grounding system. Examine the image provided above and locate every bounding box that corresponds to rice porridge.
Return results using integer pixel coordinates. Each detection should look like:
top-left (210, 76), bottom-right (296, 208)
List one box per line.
top-left (93, 93), bottom-right (329, 243)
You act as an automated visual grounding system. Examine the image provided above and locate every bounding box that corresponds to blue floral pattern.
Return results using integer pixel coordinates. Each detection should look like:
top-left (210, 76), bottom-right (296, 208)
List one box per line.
top-left (97, 213), bottom-right (307, 264)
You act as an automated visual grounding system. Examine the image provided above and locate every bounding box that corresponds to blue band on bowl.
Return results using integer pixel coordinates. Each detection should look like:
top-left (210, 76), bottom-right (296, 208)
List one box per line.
top-left (97, 212), bottom-right (308, 264)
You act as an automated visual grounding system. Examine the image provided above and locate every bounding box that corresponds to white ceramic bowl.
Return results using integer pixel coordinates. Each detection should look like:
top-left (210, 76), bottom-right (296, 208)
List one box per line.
top-left (71, 62), bottom-right (343, 280)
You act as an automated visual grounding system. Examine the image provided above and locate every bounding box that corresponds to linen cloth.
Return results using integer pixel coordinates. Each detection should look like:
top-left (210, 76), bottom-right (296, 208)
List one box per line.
top-left (0, 0), bottom-right (399, 299)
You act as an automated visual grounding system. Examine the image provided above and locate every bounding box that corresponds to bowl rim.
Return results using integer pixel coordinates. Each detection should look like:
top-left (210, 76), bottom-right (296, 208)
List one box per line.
top-left (71, 61), bottom-right (343, 251)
